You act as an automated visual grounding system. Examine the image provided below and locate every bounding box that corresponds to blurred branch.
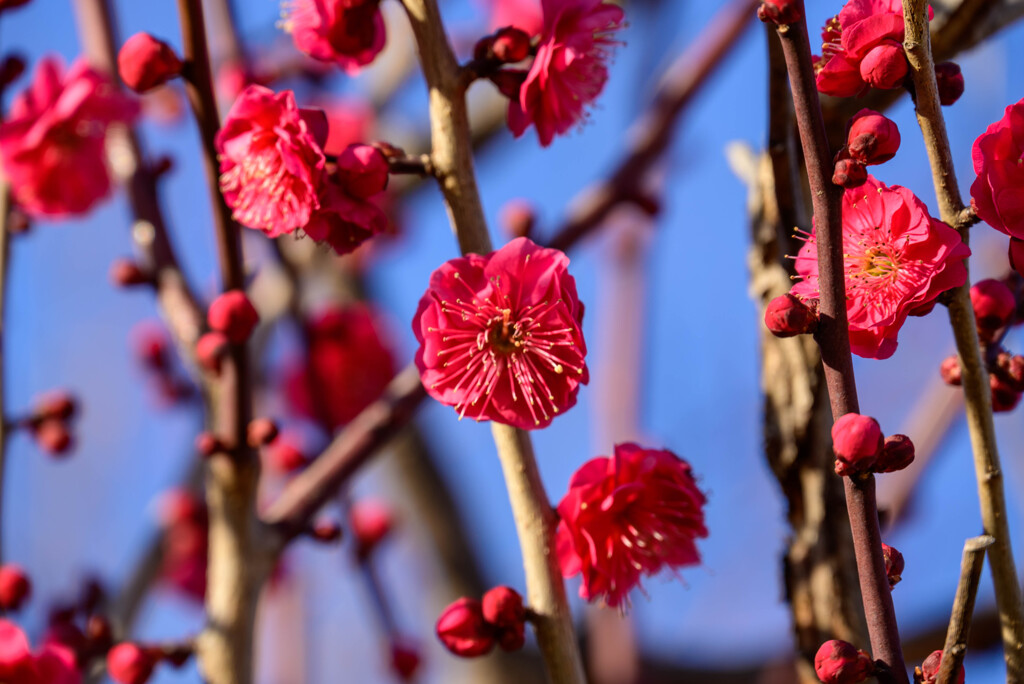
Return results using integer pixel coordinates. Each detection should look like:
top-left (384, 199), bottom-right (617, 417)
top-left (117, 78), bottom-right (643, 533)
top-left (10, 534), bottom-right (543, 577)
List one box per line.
top-left (0, 182), bottom-right (10, 565)
top-left (902, 0), bottom-right (1024, 677)
top-left (937, 536), bottom-right (992, 684)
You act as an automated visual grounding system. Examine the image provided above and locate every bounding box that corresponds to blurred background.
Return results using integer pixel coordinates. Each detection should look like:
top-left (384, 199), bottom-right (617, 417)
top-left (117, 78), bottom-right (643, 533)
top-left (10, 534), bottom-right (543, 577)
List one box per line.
top-left (3, 0), bottom-right (1024, 681)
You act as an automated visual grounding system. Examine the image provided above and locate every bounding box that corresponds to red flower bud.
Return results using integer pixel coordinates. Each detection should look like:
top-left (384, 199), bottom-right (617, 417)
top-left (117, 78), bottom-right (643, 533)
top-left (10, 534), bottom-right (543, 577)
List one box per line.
top-left (34, 419), bottom-right (73, 456)
top-left (207, 290), bottom-right (259, 344)
top-left (195, 432), bottom-right (223, 458)
top-left (875, 434), bottom-right (915, 474)
top-left (247, 418), bottom-right (279, 447)
top-left (492, 27), bottom-right (531, 63)
top-left (764, 293), bottom-right (818, 337)
top-left (1010, 238), bottom-right (1024, 280)
top-left (107, 642), bottom-right (159, 684)
top-left (350, 499), bottom-right (394, 559)
top-left (35, 391), bottom-right (77, 421)
top-left (110, 258), bottom-right (150, 287)
top-left (133, 324), bottom-right (170, 370)
top-left (195, 332), bottom-right (229, 374)
top-left (757, 0), bottom-right (801, 25)
top-left (118, 33), bottom-right (183, 93)
top-left (833, 157), bottom-right (867, 189)
top-left (0, 564), bottom-right (31, 611)
top-left (881, 543), bottom-right (904, 588)
top-left (500, 199), bottom-right (536, 240)
top-left (436, 598), bottom-right (495, 657)
top-left (495, 621), bottom-right (525, 651)
top-left (934, 62), bottom-right (964, 106)
top-left (266, 438), bottom-right (308, 474)
top-left (970, 278), bottom-right (1016, 331)
top-left (940, 355), bottom-right (962, 386)
top-left (859, 40), bottom-right (908, 90)
top-left (335, 144), bottom-right (389, 200)
top-left (831, 413), bottom-right (883, 477)
top-left (390, 642), bottom-right (421, 681)
top-left (847, 109), bottom-right (901, 165)
top-left (996, 353), bottom-right (1024, 392)
top-left (310, 520), bottom-right (342, 543)
top-left (482, 586), bottom-right (525, 628)
top-left (991, 373), bottom-right (1022, 413)
top-left (919, 649), bottom-right (964, 684)
top-left (814, 640), bottom-right (874, 684)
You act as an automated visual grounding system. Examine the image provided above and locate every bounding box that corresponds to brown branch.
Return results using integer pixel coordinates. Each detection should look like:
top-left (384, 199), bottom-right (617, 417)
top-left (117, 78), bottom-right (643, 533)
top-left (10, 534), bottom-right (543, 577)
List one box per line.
top-left (937, 536), bottom-right (993, 684)
top-left (902, 1), bottom-right (1024, 679)
top-left (774, 5), bottom-right (908, 681)
top-left (0, 183), bottom-right (10, 566)
top-left (546, 0), bottom-right (758, 252)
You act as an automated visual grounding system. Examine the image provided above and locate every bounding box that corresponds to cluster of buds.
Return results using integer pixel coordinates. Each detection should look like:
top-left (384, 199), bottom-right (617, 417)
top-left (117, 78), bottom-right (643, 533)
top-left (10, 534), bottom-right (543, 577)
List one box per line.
top-left (196, 290), bottom-right (260, 374)
top-left (132, 323), bottom-right (195, 405)
top-left (833, 110), bottom-right (900, 189)
top-left (831, 413), bottom-right (916, 477)
top-left (914, 649), bottom-right (965, 684)
top-left (18, 390), bottom-right (78, 456)
top-left (117, 33), bottom-right (183, 93)
top-left (436, 586), bottom-right (527, 657)
top-left (941, 278), bottom-right (1024, 412)
top-left (814, 639), bottom-right (875, 684)
top-left (757, 0), bottom-right (801, 26)
top-left (107, 641), bottom-right (193, 684)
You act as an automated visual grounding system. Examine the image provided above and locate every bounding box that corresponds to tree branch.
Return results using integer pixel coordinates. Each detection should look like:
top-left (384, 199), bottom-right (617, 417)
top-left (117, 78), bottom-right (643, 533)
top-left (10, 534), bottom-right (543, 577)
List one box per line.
top-left (901, 2), bottom-right (1024, 679)
top-left (937, 536), bottom-right (993, 684)
top-left (774, 5), bottom-right (908, 680)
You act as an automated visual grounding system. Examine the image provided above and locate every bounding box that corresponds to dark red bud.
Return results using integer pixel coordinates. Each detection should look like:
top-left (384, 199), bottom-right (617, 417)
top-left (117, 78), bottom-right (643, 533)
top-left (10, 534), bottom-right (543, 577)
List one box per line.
top-left (436, 598), bottom-right (495, 658)
top-left (247, 418), bottom-right (279, 447)
top-left (118, 32), bottom-right (183, 93)
top-left (0, 564), bottom-right (31, 611)
top-left (996, 353), bottom-right (1024, 392)
top-left (390, 642), bottom-right (421, 681)
top-left (334, 144), bottom-right (389, 200)
top-left (764, 293), bottom-right (818, 337)
top-left (832, 413), bottom-right (883, 477)
top-left (940, 355), bottom-right (962, 386)
top-left (757, 0), bottom-right (802, 24)
top-left (881, 543), bottom-right (904, 588)
top-left (847, 109), bottom-right (901, 165)
top-left (489, 69), bottom-right (528, 100)
top-left (860, 40), bottom-right (908, 90)
top-left (207, 290), bottom-right (259, 344)
top-left (492, 27), bottom-right (531, 63)
top-left (971, 278), bottom-right (1016, 331)
top-left (833, 157), bottom-right (868, 188)
top-left (473, 35), bottom-right (495, 62)
top-left (814, 640), bottom-right (875, 684)
top-left (991, 373), bottom-right (1021, 413)
top-left (482, 586), bottom-right (525, 628)
top-left (875, 434), bottom-right (915, 474)
top-left (110, 258), bottom-right (150, 287)
top-left (495, 621), bottom-right (525, 651)
top-left (934, 62), bottom-right (964, 106)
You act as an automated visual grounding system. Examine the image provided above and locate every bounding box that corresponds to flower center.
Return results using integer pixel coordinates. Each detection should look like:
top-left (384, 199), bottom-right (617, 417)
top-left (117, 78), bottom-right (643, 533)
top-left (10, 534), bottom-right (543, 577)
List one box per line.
top-left (859, 246), bottom-right (901, 280)
top-left (485, 309), bottom-right (523, 355)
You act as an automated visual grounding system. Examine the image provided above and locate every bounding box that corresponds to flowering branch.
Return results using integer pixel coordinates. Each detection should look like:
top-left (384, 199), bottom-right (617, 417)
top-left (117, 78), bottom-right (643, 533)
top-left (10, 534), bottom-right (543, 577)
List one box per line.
top-left (773, 4), bottom-right (908, 681)
top-left (936, 536), bottom-right (992, 684)
top-left (175, 0), bottom-right (267, 682)
top-left (901, 1), bottom-right (1024, 678)
top-left (397, 0), bottom-right (584, 680)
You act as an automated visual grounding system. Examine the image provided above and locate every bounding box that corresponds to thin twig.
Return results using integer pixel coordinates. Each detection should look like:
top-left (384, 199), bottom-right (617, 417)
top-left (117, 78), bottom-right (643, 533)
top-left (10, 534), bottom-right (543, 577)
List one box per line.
top-left (902, 2), bottom-right (1024, 679)
top-left (0, 182), bottom-right (11, 566)
top-left (774, 4), bottom-right (908, 681)
top-left (937, 536), bottom-right (993, 684)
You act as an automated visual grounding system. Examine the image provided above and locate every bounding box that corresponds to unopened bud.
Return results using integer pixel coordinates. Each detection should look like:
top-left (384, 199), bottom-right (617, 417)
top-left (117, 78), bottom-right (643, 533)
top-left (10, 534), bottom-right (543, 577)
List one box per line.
top-left (757, 0), bottom-right (801, 25)
top-left (940, 355), bottom-right (962, 386)
top-left (918, 649), bottom-right (964, 684)
top-left (334, 144), bottom-right (389, 200)
top-left (110, 259), bottom-right (150, 287)
top-left (118, 33), bottom-right (183, 93)
top-left (247, 418), bottom-right (279, 447)
top-left (971, 278), bottom-right (1016, 332)
top-left (881, 543), bottom-right (904, 588)
top-left (34, 419), bottom-right (72, 456)
top-left (310, 520), bottom-right (342, 543)
top-left (390, 642), bottom-right (421, 682)
top-left (195, 332), bottom-right (229, 374)
top-left (107, 642), bottom-right (159, 684)
top-left (996, 352), bottom-right (1024, 392)
top-left (0, 564), bottom-right (31, 611)
top-left (207, 290), bottom-right (259, 344)
top-left (833, 157), bottom-right (868, 188)
top-left (831, 413), bottom-right (883, 477)
top-left (482, 586), bottom-right (525, 628)
top-left (195, 431), bottom-right (223, 458)
top-left (814, 640), bottom-right (875, 684)
top-left (350, 499), bottom-right (395, 559)
top-left (436, 598), bottom-right (495, 658)
top-left (847, 109), bottom-right (901, 165)
top-left (934, 62), bottom-right (964, 106)
top-left (991, 373), bottom-right (1021, 413)
top-left (875, 434), bottom-right (915, 473)
top-left (492, 27), bottom-right (531, 63)
top-left (764, 293), bottom-right (818, 337)
top-left (860, 40), bottom-right (908, 90)
top-left (35, 391), bottom-right (77, 421)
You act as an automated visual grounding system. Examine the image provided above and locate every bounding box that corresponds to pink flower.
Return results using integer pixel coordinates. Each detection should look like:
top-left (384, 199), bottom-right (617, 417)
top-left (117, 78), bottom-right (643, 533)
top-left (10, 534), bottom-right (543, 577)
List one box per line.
top-left (0, 619), bottom-right (80, 684)
top-left (413, 237), bottom-right (587, 429)
top-left (487, 0), bottom-right (544, 36)
top-left (320, 98), bottom-right (375, 157)
top-left (507, 0), bottom-right (624, 147)
top-left (285, 305), bottom-right (396, 430)
top-left (216, 85), bottom-right (327, 237)
top-left (791, 175), bottom-right (969, 359)
top-left (555, 443), bottom-right (707, 608)
top-left (0, 56), bottom-right (137, 217)
top-left (283, 0), bottom-right (386, 74)
top-left (971, 96), bottom-right (1024, 240)
top-left (814, 0), bottom-right (932, 97)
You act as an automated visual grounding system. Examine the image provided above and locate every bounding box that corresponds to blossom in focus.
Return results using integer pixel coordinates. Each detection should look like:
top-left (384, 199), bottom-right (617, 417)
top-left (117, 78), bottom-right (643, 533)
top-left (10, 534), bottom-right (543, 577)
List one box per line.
top-left (284, 305), bottom-right (396, 430)
top-left (814, 0), bottom-right (932, 97)
top-left (215, 85), bottom-right (327, 237)
top-left (413, 237), bottom-right (588, 429)
top-left (555, 443), bottom-right (707, 608)
top-left (487, 0), bottom-right (544, 36)
top-left (507, 0), bottom-right (624, 147)
top-left (0, 56), bottom-right (138, 217)
top-left (971, 96), bottom-right (1024, 240)
top-left (282, 0), bottom-right (386, 74)
top-left (791, 175), bottom-right (969, 359)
